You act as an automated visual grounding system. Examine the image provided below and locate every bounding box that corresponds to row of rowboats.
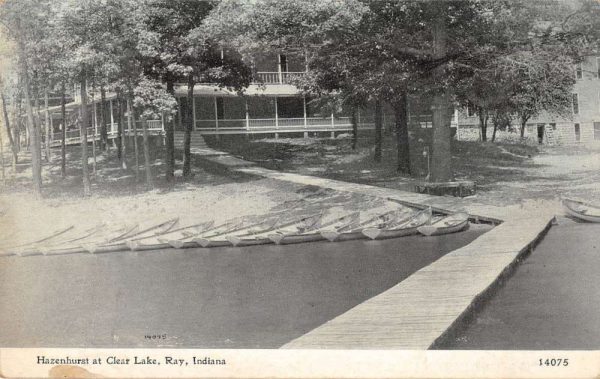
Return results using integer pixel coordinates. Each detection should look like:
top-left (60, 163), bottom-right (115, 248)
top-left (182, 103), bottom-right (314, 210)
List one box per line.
top-left (0, 203), bottom-right (471, 256)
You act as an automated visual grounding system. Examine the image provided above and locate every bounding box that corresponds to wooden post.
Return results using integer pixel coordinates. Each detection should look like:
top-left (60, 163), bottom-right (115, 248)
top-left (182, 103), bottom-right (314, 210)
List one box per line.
top-left (274, 97), bottom-right (279, 139)
top-left (214, 96), bottom-right (219, 141)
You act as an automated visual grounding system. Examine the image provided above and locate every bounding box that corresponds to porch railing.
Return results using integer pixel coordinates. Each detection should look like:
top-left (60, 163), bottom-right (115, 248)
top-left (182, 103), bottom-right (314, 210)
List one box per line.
top-left (253, 71), bottom-right (306, 85)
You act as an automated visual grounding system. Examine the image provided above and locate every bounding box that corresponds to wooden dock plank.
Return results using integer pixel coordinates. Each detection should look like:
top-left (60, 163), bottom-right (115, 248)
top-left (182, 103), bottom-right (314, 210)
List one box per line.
top-left (281, 215), bottom-right (554, 350)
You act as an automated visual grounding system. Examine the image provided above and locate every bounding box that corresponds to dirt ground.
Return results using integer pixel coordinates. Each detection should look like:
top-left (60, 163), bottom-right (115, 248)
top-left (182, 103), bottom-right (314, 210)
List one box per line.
top-left (208, 133), bottom-right (600, 209)
top-left (0, 146), bottom-right (310, 247)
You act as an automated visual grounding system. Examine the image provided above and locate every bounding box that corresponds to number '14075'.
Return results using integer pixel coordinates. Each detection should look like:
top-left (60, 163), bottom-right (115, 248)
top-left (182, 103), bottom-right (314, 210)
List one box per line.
top-left (539, 358), bottom-right (568, 367)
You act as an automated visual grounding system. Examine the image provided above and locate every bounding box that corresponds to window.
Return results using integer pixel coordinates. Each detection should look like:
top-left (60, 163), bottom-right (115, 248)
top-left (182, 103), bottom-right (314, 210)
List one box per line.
top-left (574, 123), bottom-right (581, 142)
top-left (572, 93), bottom-right (579, 115)
top-left (279, 54), bottom-right (288, 73)
top-left (467, 102), bottom-right (475, 117)
top-left (216, 97), bottom-right (224, 119)
top-left (576, 63), bottom-right (583, 79)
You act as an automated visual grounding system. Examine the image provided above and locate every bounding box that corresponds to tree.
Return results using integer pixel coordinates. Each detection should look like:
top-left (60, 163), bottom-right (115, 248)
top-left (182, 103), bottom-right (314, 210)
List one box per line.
top-left (0, 0), bottom-right (55, 194)
top-left (133, 76), bottom-right (177, 188)
top-left (136, 0), bottom-right (251, 181)
top-left (0, 75), bottom-right (18, 171)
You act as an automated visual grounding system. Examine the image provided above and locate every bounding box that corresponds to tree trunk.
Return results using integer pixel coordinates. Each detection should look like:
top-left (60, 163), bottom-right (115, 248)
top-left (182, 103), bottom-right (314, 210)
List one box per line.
top-left (478, 110), bottom-right (488, 142)
top-left (44, 88), bottom-right (51, 163)
top-left (13, 89), bottom-right (21, 154)
top-left (429, 6), bottom-right (453, 182)
top-left (374, 100), bottom-right (383, 163)
top-left (100, 86), bottom-right (107, 151)
top-left (115, 92), bottom-right (123, 161)
top-left (120, 96), bottom-right (128, 169)
top-left (17, 39), bottom-right (42, 194)
top-left (183, 75), bottom-right (194, 177)
top-left (394, 92), bottom-right (411, 175)
top-left (79, 73), bottom-right (91, 196)
top-left (351, 108), bottom-right (358, 150)
top-left (142, 119), bottom-right (154, 189)
top-left (520, 116), bottom-right (528, 139)
top-left (60, 83), bottom-right (67, 178)
top-left (491, 119), bottom-right (498, 142)
top-left (127, 94), bottom-right (139, 180)
top-left (91, 95), bottom-right (97, 176)
top-left (1, 90), bottom-right (18, 170)
top-left (165, 79), bottom-right (175, 182)
top-left (116, 90), bottom-right (127, 170)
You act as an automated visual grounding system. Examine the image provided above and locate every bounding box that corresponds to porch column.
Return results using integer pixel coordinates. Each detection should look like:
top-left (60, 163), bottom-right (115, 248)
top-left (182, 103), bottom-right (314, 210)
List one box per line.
top-left (454, 108), bottom-right (460, 141)
top-left (110, 98), bottom-right (116, 147)
top-left (93, 101), bottom-right (98, 137)
top-left (245, 99), bottom-right (250, 131)
top-left (192, 95), bottom-right (197, 131)
top-left (303, 96), bottom-right (308, 138)
top-left (214, 96), bottom-right (219, 136)
top-left (274, 98), bottom-right (279, 139)
top-left (330, 112), bottom-right (335, 139)
top-left (49, 116), bottom-right (54, 143)
top-left (277, 54), bottom-right (283, 84)
top-left (177, 98), bottom-right (182, 130)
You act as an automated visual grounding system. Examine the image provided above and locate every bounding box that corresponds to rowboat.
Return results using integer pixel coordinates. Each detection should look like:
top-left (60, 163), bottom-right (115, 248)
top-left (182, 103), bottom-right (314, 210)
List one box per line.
top-left (362, 208), bottom-right (433, 240)
top-left (268, 211), bottom-right (360, 245)
top-left (320, 208), bottom-right (413, 242)
top-left (194, 212), bottom-right (294, 248)
top-left (16, 223), bottom-right (107, 256)
top-left (563, 198), bottom-right (600, 223)
top-left (108, 218), bottom-right (179, 243)
top-left (4, 225), bottom-right (75, 251)
top-left (164, 219), bottom-right (246, 249)
top-left (227, 212), bottom-right (322, 247)
top-left (83, 218), bottom-right (180, 254)
top-left (417, 212), bottom-right (470, 236)
top-left (126, 221), bottom-right (215, 251)
top-left (191, 213), bottom-right (285, 248)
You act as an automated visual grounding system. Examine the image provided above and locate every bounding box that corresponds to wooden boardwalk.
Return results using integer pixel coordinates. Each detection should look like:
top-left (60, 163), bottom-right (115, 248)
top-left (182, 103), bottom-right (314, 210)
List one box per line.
top-left (191, 138), bottom-right (558, 350)
top-left (281, 215), bottom-right (554, 349)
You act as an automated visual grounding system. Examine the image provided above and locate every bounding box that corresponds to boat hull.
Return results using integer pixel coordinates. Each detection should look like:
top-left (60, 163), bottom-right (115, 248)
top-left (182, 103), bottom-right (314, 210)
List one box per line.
top-left (227, 236), bottom-right (274, 247)
top-left (361, 225), bottom-right (421, 240)
top-left (269, 232), bottom-right (325, 245)
top-left (320, 230), bottom-right (369, 242)
top-left (417, 220), bottom-right (469, 236)
top-left (563, 199), bottom-right (600, 223)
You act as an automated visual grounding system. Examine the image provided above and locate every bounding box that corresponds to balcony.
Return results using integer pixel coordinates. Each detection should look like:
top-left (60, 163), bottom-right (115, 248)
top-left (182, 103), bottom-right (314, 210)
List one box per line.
top-left (253, 71), bottom-right (306, 85)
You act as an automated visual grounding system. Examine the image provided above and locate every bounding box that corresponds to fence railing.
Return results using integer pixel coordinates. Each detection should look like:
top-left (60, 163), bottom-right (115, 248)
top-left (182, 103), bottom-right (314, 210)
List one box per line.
top-left (253, 71), bottom-right (306, 85)
top-left (193, 117), bottom-right (376, 134)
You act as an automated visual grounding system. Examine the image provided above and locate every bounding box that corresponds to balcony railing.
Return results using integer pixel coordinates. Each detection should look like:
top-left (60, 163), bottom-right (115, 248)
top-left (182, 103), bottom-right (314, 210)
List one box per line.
top-left (253, 71), bottom-right (306, 85)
